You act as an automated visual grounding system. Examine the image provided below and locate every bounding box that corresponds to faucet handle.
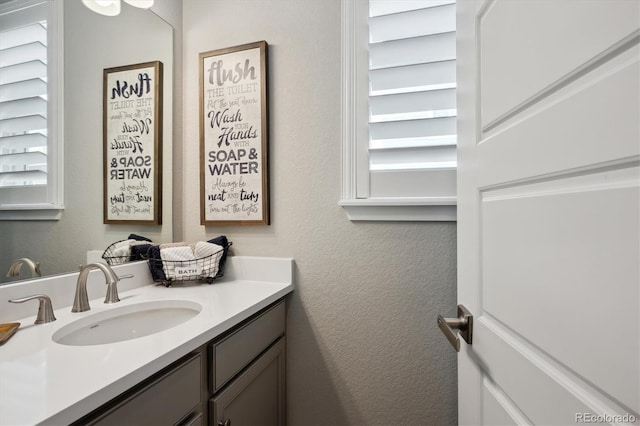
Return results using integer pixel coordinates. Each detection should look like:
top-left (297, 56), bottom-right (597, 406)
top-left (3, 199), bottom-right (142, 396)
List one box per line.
top-left (8, 294), bottom-right (57, 324)
top-left (104, 273), bottom-right (134, 304)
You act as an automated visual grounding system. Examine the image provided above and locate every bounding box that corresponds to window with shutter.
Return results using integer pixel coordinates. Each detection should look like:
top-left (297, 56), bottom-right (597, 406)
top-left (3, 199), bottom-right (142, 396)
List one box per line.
top-left (0, 0), bottom-right (63, 220)
top-left (340, 0), bottom-right (456, 221)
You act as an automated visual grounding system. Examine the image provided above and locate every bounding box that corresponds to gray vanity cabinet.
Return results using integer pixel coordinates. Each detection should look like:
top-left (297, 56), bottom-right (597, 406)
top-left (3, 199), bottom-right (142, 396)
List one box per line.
top-left (76, 299), bottom-right (286, 426)
top-left (209, 301), bottom-right (286, 426)
top-left (210, 337), bottom-right (285, 426)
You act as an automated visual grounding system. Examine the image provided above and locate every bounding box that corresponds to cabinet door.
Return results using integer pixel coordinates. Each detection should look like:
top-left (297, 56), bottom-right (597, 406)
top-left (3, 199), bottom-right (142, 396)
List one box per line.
top-left (211, 338), bottom-right (285, 426)
top-left (212, 301), bottom-right (285, 392)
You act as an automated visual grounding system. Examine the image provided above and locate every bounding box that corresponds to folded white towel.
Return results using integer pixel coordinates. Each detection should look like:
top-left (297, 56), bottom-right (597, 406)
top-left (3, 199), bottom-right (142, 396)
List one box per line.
top-left (110, 239), bottom-right (134, 264)
top-left (161, 245), bottom-right (197, 280)
top-left (194, 241), bottom-right (223, 258)
top-left (160, 245), bottom-right (195, 261)
top-left (194, 241), bottom-right (224, 278)
top-left (159, 242), bottom-right (189, 250)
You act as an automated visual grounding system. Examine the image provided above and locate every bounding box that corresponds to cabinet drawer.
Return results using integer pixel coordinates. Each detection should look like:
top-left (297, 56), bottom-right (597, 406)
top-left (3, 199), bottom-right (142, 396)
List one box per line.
top-left (88, 353), bottom-right (202, 425)
top-left (212, 301), bottom-right (285, 391)
top-left (210, 337), bottom-right (286, 426)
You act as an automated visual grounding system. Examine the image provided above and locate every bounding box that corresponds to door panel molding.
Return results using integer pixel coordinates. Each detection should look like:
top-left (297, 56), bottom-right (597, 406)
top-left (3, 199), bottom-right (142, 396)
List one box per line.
top-left (479, 182), bottom-right (639, 411)
top-left (477, 0), bottom-right (640, 129)
top-left (482, 376), bottom-right (532, 426)
top-left (476, 46), bottom-right (640, 188)
top-left (476, 315), bottom-right (637, 424)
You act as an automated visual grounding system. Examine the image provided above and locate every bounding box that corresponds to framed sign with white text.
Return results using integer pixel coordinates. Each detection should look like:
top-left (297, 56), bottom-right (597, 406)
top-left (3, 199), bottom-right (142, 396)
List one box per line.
top-left (199, 41), bottom-right (270, 225)
top-left (103, 61), bottom-right (163, 224)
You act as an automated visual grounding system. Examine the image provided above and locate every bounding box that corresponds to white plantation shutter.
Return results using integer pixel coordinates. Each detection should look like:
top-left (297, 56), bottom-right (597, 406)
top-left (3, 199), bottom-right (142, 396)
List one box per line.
top-left (0, 0), bottom-right (63, 219)
top-left (0, 15), bottom-right (48, 188)
top-left (341, 0), bottom-right (456, 221)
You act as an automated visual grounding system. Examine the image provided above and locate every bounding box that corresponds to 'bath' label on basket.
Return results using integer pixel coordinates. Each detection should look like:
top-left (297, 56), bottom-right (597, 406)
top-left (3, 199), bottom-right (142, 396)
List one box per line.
top-left (175, 266), bottom-right (200, 278)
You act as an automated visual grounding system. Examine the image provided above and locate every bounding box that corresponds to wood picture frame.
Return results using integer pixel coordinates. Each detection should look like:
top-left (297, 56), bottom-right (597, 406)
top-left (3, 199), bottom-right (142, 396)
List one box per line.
top-left (199, 41), bottom-right (270, 225)
top-left (103, 61), bottom-right (163, 225)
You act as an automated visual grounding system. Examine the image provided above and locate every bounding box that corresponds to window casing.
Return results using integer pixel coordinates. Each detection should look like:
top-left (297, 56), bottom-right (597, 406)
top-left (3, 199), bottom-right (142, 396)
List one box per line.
top-left (0, 0), bottom-right (63, 220)
top-left (340, 0), bottom-right (456, 221)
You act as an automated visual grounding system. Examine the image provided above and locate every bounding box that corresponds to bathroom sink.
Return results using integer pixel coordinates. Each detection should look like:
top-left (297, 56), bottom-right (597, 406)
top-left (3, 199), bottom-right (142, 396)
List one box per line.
top-left (52, 300), bottom-right (202, 346)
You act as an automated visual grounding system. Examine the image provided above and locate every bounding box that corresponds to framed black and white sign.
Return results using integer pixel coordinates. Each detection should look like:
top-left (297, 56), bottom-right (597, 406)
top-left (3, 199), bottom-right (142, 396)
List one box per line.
top-left (103, 61), bottom-right (163, 224)
top-left (199, 41), bottom-right (270, 225)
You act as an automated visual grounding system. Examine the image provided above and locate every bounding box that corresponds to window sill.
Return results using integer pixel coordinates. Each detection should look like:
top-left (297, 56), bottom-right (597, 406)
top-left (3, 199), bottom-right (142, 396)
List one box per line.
top-left (339, 198), bottom-right (456, 222)
top-left (0, 204), bottom-right (64, 221)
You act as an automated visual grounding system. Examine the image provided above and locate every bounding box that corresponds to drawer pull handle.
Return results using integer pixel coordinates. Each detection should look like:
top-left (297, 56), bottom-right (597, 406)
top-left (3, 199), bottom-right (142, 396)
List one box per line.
top-left (218, 420), bottom-right (231, 426)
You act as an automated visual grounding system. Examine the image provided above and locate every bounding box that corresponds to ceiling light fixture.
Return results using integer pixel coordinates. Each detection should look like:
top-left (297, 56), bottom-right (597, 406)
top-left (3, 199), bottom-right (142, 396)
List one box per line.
top-left (123, 0), bottom-right (154, 8)
top-left (82, 0), bottom-right (154, 16)
top-left (82, 0), bottom-right (121, 16)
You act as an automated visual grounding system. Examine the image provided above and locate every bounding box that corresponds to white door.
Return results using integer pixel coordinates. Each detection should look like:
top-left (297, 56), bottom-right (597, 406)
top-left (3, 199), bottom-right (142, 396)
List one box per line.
top-left (455, 1), bottom-right (639, 424)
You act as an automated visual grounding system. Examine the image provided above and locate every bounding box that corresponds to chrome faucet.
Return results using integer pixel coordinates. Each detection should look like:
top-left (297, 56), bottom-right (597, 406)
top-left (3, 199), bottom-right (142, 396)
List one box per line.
top-left (72, 263), bottom-right (132, 312)
top-left (6, 258), bottom-right (41, 278)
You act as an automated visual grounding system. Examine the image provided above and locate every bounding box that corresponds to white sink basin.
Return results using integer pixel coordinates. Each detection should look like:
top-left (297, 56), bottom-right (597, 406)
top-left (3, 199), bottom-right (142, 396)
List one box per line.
top-left (52, 300), bottom-right (202, 346)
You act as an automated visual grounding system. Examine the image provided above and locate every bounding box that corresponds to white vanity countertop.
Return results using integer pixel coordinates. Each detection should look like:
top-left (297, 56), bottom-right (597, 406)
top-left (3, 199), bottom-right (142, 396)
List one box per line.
top-left (0, 256), bottom-right (294, 426)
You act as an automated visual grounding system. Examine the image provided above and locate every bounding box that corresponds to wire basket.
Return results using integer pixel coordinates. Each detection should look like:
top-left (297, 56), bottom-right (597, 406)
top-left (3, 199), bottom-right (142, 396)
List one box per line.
top-left (145, 242), bottom-right (230, 287)
top-left (102, 240), bottom-right (131, 266)
top-left (102, 239), bottom-right (152, 266)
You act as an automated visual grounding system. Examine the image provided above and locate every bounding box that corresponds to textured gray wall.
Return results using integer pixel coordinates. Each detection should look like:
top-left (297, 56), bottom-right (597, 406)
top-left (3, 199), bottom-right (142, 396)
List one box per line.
top-left (181, 1), bottom-right (458, 424)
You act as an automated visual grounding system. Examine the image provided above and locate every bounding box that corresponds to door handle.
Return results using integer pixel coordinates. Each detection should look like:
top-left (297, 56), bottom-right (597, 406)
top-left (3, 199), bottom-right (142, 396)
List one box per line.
top-left (437, 304), bottom-right (473, 352)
